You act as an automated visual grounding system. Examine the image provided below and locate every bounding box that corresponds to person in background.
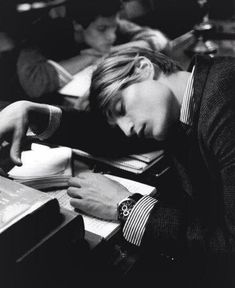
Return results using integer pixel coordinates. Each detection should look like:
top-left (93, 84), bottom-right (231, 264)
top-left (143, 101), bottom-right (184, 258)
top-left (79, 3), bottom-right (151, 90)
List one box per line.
top-left (0, 2), bottom-right (31, 103)
top-left (0, 46), bottom-right (234, 287)
top-left (17, 0), bottom-right (170, 102)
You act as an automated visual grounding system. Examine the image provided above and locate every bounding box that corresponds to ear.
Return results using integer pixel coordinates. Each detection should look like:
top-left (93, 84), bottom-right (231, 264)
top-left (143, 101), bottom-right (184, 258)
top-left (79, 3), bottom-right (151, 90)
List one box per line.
top-left (73, 21), bottom-right (84, 33)
top-left (135, 56), bottom-right (154, 79)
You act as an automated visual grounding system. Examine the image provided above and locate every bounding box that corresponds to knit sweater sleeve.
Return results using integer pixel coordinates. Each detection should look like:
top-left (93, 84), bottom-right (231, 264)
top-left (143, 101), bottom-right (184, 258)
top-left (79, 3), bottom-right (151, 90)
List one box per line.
top-left (17, 48), bottom-right (60, 99)
top-left (116, 19), bottom-right (170, 52)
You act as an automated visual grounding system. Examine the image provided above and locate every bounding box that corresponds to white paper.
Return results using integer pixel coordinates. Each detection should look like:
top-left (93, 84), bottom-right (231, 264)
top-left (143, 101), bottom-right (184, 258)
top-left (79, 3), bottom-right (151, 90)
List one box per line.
top-left (9, 144), bottom-right (72, 178)
top-left (59, 65), bottom-right (94, 97)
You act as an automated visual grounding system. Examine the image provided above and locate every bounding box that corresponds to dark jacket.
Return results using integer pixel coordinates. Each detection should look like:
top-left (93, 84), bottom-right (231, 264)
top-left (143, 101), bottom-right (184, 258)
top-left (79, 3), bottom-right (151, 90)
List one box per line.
top-left (145, 55), bottom-right (235, 287)
top-left (49, 55), bottom-right (235, 287)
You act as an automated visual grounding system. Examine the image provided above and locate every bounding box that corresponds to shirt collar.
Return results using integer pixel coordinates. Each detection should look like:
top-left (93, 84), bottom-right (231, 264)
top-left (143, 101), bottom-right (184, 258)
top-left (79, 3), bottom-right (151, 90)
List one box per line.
top-left (179, 65), bottom-right (195, 126)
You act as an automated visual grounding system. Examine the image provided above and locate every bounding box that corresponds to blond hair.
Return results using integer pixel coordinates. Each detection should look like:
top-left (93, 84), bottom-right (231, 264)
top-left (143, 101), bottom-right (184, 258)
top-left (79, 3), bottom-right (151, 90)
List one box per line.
top-left (90, 47), bottom-right (181, 121)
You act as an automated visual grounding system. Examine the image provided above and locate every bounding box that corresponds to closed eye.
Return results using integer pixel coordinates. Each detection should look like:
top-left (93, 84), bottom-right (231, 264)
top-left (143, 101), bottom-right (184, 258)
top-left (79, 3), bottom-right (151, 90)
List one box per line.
top-left (114, 100), bottom-right (126, 117)
top-left (97, 25), bottom-right (107, 32)
top-left (106, 99), bottom-right (126, 127)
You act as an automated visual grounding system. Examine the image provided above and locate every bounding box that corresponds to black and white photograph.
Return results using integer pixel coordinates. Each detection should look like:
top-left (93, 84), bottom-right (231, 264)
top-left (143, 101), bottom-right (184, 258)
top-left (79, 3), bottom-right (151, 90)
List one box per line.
top-left (0, 1), bottom-right (235, 287)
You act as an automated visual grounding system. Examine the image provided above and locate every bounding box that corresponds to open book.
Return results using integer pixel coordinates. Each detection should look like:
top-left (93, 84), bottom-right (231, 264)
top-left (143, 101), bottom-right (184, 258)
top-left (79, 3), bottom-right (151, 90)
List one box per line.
top-left (47, 174), bottom-right (156, 240)
top-left (8, 143), bottom-right (72, 190)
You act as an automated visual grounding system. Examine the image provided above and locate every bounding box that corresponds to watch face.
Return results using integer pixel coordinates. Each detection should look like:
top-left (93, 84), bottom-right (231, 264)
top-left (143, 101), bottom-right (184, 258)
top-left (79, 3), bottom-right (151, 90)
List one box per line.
top-left (118, 198), bottom-right (136, 222)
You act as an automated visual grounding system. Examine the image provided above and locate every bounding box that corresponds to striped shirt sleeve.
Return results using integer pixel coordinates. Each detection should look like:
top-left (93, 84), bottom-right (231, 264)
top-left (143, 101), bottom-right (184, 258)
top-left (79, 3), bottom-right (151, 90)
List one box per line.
top-left (123, 195), bottom-right (158, 246)
top-left (179, 65), bottom-right (195, 126)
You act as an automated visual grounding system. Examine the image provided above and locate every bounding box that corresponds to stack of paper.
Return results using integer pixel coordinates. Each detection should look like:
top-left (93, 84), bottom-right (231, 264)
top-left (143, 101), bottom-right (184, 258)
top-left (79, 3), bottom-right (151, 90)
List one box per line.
top-left (72, 148), bottom-right (164, 174)
top-left (8, 143), bottom-right (72, 190)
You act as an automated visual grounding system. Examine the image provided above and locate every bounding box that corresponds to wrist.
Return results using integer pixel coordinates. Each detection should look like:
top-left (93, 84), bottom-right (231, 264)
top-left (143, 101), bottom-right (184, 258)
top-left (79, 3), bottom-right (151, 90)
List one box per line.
top-left (117, 193), bottom-right (143, 224)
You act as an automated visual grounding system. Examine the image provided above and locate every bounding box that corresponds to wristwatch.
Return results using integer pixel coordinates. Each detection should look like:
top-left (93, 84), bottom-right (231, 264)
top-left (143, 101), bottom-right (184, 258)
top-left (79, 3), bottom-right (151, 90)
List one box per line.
top-left (117, 193), bottom-right (143, 224)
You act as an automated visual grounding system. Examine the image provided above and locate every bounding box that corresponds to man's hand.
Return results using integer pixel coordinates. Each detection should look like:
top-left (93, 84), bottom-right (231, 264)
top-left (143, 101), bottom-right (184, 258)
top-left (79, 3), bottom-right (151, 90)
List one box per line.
top-left (0, 101), bottom-right (50, 166)
top-left (67, 171), bottom-right (131, 221)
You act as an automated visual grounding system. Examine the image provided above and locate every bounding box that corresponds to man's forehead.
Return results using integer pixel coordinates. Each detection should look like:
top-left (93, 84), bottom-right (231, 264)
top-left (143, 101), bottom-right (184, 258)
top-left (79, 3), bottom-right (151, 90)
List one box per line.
top-left (94, 14), bottom-right (119, 26)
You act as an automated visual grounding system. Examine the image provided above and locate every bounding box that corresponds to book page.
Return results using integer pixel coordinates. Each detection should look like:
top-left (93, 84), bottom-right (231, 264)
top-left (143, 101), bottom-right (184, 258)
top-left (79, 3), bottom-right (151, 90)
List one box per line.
top-left (129, 149), bottom-right (164, 163)
top-left (48, 174), bottom-right (156, 239)
top-left (59, 65), bottom-right (94, 97)
top-left (8, 144), bottom-right (72, 179)
top-left (8, 144), bottom-right (72, 190)
top-left (48, 189), bottom-right (119, 240)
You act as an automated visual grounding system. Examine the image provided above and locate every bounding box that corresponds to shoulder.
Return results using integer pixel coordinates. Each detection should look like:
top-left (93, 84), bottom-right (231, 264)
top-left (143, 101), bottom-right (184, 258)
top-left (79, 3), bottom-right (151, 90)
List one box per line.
top-left (194, 55), bottom-right (235, 73)
top-left (197, 56), bottom-right (235, 141)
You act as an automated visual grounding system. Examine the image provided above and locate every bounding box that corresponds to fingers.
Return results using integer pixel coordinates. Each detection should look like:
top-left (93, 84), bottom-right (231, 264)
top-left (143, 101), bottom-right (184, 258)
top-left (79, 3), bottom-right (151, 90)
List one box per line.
top-left (68, 171), bottom-right (94, 186)
top-left (67, 188), bottom-right (87, 211)
top-left (10, 126), bottom-right (27, 166)
top-left (67, 187), bottom-right (84, 198)
top-left (77, 171), bottom-right (93, 177)
top-left (68, 176), bottom-right (86, 187)
top-left (10, 142), bottom-right (22, 166)
top-left (70, 198), bottom-right (86, 211)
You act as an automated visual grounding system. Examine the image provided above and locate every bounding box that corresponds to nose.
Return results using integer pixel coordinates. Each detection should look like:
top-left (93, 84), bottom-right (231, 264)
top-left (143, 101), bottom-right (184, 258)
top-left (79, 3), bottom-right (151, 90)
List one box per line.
top-left (73, 21), bottom-right (81, 32)
top-left (106, 30), bottom-right (116, 44)
top-left (116, 117), bottom-right (134, 137)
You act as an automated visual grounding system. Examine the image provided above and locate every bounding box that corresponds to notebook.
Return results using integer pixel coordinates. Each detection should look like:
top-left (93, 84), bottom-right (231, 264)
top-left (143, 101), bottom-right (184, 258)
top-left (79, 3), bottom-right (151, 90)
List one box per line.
top-left (73, 148), bottom-right (164, 174)
top-left (48, 174), bottom-right (157, 240)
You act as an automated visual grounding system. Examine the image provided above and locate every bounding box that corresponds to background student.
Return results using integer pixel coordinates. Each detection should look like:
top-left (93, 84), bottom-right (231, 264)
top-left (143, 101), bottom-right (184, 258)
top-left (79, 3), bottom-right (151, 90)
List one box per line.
top-left (17, 0), bottom-right (170, 102)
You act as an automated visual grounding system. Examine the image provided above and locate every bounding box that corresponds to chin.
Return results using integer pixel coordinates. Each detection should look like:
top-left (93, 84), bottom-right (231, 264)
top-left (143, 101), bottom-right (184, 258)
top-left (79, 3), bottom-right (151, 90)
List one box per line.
top-left (102, 46), bottom-right (112, 53)
top-left (152, 130), bottom-right (168, 141)
top-left (153, 135), bottom-right (165, 141)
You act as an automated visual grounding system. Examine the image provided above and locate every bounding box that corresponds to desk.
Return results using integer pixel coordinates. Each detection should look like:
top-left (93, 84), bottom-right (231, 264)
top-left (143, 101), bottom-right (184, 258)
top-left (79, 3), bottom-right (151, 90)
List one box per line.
top-left (169, 20), bottom-right (235, 70)
top-left (209, 20), bottom-right (235, 57)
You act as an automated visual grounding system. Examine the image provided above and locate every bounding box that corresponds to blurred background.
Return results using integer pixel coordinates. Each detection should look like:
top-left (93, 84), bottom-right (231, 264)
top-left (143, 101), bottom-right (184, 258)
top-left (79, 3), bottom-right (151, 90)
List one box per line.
top-left (1, 0), bottom-right (235, 103)
top-left (1, 0), bottom-right (235, 45)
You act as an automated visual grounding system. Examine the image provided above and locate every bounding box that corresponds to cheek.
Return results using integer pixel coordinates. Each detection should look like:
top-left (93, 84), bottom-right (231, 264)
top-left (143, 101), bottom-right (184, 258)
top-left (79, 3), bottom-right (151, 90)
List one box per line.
top-left (152, 116), bottom-right (169, 140)
top-left (86, 32), bottom-right (108, 49)
top-left (138, 98), bottom-right (158, 117)
top-left (152, 102), bottom-right (175, 140)
top-left (84, 32), bottom-right (95, 46)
